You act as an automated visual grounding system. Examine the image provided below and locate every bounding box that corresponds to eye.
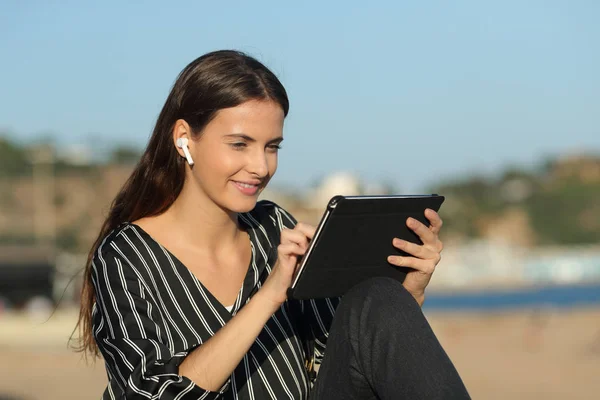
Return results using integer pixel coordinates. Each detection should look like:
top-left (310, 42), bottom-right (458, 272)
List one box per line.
top-left (229, 142), bottom-right (247, 150)
top-left (267, 144), bottom-right (282, 152)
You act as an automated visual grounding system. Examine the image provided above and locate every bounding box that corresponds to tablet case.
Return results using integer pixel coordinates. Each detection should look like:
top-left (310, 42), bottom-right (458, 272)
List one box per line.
top-left (288, 194), bottom-right (445, 300)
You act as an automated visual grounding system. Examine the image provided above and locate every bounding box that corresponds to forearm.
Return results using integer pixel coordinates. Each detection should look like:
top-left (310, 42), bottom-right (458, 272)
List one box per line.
top-left (415, 294), bottom-right (425, 307)
top-left (403, 285), bottom-right (426, 307)
top-left (179, 291), bottom-right (279, 391)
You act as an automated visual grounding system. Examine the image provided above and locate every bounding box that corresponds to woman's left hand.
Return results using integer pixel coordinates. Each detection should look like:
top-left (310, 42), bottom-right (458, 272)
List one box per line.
top-left (387, 209), bottom-right (444, 306)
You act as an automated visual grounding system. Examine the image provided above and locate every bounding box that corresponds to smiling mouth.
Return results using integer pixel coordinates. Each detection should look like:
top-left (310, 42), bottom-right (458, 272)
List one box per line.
top-left (232, 180), bottom-right (263, 195)
top-left (234, 181), bottom-right (260, 189)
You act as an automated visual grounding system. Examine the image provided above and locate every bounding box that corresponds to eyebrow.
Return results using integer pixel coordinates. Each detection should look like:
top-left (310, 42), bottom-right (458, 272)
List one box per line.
top-left (224, 133), bottom-right (283, 143)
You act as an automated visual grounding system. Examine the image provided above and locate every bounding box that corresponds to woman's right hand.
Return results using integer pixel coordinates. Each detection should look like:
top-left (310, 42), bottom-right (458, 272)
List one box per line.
top-left (260, 222), bottom-right (316, 307)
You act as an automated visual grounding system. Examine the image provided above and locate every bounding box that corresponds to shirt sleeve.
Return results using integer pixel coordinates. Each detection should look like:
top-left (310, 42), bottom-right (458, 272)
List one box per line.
top-left (91, 245), bottom-right (230, 399)
top-left (266, 201), bottom-right (341, 364)
top-left (298, 297), bottom-right (340, 364)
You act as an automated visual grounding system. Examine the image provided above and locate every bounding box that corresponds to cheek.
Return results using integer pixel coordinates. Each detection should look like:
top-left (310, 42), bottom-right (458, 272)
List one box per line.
top-left (198, 146), bottom-right (238, 172)
top-left (221, 151), bottom-right (248, 172)
top-left (268, 153), bottom-right (278, 173)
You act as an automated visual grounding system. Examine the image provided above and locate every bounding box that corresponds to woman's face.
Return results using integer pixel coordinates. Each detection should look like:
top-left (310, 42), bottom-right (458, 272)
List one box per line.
top-left (184, 99), bottom-right (285, 213)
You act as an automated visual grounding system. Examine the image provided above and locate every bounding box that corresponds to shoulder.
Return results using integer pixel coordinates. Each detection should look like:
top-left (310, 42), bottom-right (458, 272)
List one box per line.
top-left (253, 199), bottom-right (297, 230)
top-left (91, 223), bottom-right (148, 277)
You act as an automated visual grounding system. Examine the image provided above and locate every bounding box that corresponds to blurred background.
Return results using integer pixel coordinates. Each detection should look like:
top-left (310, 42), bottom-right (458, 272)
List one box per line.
top-left (1, 1), bottom-right (599, 399)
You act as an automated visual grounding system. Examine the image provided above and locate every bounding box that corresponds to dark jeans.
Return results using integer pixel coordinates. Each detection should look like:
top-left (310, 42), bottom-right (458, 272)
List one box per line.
top-left (311, 277), bottom-right (471, 400)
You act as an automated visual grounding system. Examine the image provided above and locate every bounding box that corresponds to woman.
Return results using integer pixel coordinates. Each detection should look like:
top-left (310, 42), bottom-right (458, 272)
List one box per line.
top-left (75, 50), bottom-right (470, 399)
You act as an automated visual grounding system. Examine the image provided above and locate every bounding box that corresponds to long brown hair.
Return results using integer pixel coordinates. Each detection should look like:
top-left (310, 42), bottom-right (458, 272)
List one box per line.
top-left (73, 50), bottom-right (289, 358)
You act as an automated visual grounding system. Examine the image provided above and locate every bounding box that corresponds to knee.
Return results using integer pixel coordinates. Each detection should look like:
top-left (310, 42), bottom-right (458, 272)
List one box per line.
top-left (333, 277), bottom-right (424, 350)
top-left (341, 277), bottom-right (419, 319)
top-left (346, 277), bottom-right (413, 303)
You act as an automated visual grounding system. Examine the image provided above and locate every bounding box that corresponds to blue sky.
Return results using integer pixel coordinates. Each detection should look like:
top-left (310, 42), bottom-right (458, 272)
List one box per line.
top-left (1, 0), bottom-right (598, 192)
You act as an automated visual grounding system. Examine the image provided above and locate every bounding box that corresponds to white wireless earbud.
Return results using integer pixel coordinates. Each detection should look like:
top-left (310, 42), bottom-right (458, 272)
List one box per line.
top-left (176, 138), bottom-right (194, 166)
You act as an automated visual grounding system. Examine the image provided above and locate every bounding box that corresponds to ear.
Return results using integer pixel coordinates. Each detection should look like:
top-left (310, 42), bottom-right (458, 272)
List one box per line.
top-left (173, 119), bottom-right (193, 158)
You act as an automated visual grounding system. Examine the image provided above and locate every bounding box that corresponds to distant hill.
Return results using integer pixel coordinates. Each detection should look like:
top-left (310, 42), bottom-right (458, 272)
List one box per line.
top-left (1, 134), bottom-right (599, 251)
top-left (429, 153), bottom-right (600, 246)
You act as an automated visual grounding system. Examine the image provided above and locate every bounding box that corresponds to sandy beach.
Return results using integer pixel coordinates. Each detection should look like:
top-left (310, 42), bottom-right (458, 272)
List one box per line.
top-left (1, 307), bottom-right (598, 399)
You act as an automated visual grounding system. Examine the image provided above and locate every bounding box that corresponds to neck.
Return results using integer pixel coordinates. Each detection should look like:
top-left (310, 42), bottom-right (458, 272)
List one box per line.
top-left (165, 181), bottom-right (242, 252)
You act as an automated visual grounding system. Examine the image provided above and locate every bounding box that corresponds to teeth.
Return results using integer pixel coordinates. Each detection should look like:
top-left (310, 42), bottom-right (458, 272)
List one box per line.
top-left (237, 182), bottom-right (258, 188)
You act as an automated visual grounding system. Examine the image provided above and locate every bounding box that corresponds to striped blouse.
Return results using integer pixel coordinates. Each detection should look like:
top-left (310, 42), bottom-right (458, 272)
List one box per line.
top-left (91, 200), bottom-right (340, 399)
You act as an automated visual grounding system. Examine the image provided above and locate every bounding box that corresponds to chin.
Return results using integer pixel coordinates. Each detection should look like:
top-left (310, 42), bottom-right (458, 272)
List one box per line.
top-left (223, 195), bottom-right (260, 214)
top-left (231, 202), bottom-right (258, 214)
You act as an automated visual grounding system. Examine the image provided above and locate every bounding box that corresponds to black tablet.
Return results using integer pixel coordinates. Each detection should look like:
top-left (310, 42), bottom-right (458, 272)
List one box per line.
top-left (287, 194), bottom-right (445, 300)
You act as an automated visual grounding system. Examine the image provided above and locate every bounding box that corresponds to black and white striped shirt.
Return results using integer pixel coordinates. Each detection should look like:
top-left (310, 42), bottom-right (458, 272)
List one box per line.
top-left (92, 200), bottom-right (339, 399)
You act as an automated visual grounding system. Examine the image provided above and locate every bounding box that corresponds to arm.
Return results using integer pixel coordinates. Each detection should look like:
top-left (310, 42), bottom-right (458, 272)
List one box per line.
top-left (93, 247), bottom-right (281, 399)
top-left (298, 297), bottom-right (340, 364)
top-left (178, 290), bottom-right (279, 390)
top-left (270, 203), bottom-right (341, 363)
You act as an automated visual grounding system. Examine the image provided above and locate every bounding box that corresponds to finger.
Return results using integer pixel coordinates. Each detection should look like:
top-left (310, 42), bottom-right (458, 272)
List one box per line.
top-left (294, 222), bottom-right (316, 240)
top-left (425, 209), bottom-right (443, 234)
top-left (281, 228), bottom-right (310, 250)
top-left (392, 238), bottom-right (438, 260)
top-left (387, 255), bottom-right (438, 275)
top-left (277, 242), bottom-right (305, 259)
top-left (406, 217), bottom-right (437, 246)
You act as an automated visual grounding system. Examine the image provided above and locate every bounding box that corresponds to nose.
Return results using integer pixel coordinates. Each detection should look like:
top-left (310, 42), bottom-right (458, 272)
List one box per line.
top-left (248, 149), bottom-right (269, 178)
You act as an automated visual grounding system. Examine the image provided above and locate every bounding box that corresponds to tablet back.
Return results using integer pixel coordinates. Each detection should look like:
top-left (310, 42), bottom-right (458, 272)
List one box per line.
top-left (288, 195), bottom-right (445, 300)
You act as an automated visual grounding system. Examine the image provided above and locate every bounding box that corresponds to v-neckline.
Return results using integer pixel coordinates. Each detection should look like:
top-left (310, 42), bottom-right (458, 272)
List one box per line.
top-left (126, 214), bottom-right (256, 316)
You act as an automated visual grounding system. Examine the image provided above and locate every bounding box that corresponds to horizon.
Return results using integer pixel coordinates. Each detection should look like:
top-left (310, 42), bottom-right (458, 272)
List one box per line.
top-left (4, 132), bottom-right (597, 194)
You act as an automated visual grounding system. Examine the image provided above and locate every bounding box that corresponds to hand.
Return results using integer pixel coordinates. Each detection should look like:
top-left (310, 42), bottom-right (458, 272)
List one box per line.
top-left (260, 222), bottom-right (316, 308)
top-left (387, 209), bottom-right (444, 306)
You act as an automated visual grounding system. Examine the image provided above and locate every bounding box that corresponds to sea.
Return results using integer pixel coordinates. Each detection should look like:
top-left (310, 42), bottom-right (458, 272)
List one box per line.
top-left (423, 282), bottom-right (600, 311)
